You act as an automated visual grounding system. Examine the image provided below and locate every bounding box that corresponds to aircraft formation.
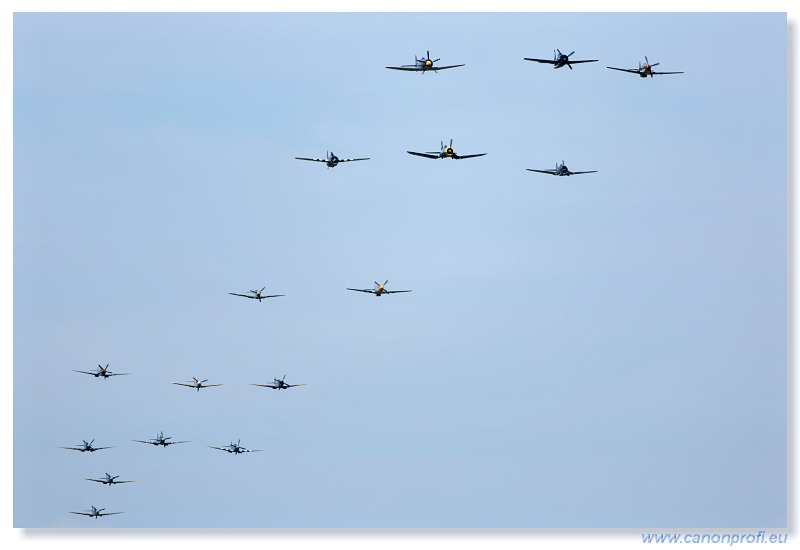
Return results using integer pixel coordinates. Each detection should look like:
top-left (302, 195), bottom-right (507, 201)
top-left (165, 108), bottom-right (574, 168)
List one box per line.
top-left (61, 46), bottom-right (683, 522)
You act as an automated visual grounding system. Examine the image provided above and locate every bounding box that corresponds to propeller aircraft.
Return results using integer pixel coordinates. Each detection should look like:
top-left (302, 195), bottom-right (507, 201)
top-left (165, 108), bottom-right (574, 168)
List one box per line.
top-left (524, 49), bottom-right (598, 70)
top-left (527, 160), bottom-right (597, 176)
top-left (407, 139), bottom-right (486, 160)
top-left (172, 377), bottom-right (223, 391)
top-left (134, 431), bottom-right (189, 447)
top-left (251, 375), bottom-right (308, 390)
top-left (607, 56), bottom-right (684, 77)
top-left (347, 280), bottom-right (412, 296)
top-left (229, 287), bottom-right (284, 302)
top-left (73, 364), bottom-right (131, 379)
top-left (208, 439), bottom-right (263, 454)
top-left (295, 151), bottom-right (369, 169)
top-left (70, 505), bottom-right (123, 518)
top-left (61, 439), bottom-right (114, 452)
top-left (386, 50), bottom-right (465, 73)
top-left (85, 473), bottom-right (135, 486)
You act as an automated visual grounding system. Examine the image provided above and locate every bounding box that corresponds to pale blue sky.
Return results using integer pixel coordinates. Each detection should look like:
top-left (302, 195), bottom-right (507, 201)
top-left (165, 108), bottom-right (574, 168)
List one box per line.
top-left (12, 11), bottom-right (787, 529)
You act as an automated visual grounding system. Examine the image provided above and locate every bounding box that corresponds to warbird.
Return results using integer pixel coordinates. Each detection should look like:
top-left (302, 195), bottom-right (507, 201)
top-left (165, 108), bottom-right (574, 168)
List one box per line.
top-left (407, 139), bottom-right (486, 160)
top-left (85, 473), bottom-right (135, 486)
top-left (60, 439), bottom-right (114, 452)
top-left (347, 280), bottom-right (412, 296)
top-left (172, 377), bottom-right (223, 391)
top-left (229, 287), bottom-right (284, 302)
top-left (251, 375), bottom-right (308, 390)
top-left (70, 505), bottom-right (122, 519)
top-left (295, 151), bottom-right (369, 169)
top-left (527, 160), bottom-right (597, 176)
top-left (607, 56), bottom-right (683, 77)
top-left (208, 439), bottom-right (263, 454)
top-left (134, 431), bottom-right (189, 447)
top-left (524, 49), bottom-right (598, 70)
top-left (385, 50), bottom-right (465, 73)
top-left (73, 364), bottom-right (131, 379)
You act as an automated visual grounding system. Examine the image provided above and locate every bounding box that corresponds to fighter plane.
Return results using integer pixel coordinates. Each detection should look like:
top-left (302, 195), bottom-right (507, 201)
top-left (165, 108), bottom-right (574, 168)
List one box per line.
top-left (607, 56), bottom-right (684, 77)
top-left (73, 364), bottom-right (131, 379)
top-left (527, 160), bottom-right (597, 176)
top-left (385, 50), bottom-right (465, 73)
top-left (60, 439), bottom-right (114, 452)
top-left (134, 431), bottom-right (189, 447)
top-left (208, 439), bottom-right (263, 454)
top-left (407, 139), bottom-right (487, 160)
top-left (85, 473), bottom-right (135, 486)
top-left (251, 375), bottom-right (308, 390)
top-left (295, 151), bottom-right (369, 169)
top-left (229, 287), bottom-right (284, 302)
top-left (172, 377), bottom-right (223, 391)
top-left (70, 506), bottom-right (123, 518)
top-left (524, 49), bottom-right (598, 70)
top-left (347, 280), bottom-right (412, 296)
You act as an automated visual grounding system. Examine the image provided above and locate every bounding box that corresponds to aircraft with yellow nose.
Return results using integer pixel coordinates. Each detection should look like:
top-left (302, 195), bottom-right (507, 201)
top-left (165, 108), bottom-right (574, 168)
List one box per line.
top-left (386, 50), bottom-right (465, 73)
top-left (347, 280), bottom-right (412, 296)
top-left (407, 139), bottom-right (487, 160)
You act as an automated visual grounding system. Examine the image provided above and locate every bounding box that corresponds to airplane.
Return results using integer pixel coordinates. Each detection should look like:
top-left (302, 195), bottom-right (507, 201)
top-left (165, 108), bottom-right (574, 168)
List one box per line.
top-left (251, 375), bottom-right (308, 390)
top-left (208, 439), bottom-right (263, 454)
top-left (524, 49), bottom-right (598, 70)
top-left (134, 431), bottom-right (189, 447)
top-left (229, 287), bottom-right (285, 302)
top-left (385, 50), bottom-right (465, 73)
top-left (85, 473), bottom-right (135, 486)
top-left (607, 56), bottom-right (684, 77)
top-left (73, 364), bottom-right (131, 379)
top-left (70, 505), bottom-right (123, 519)
top-left (347, 280), bottom-right (412, 296)
top-left (60, 439), bottom-right (114, 452)
top-left (295, 151), bottom-right (369, 169)
top-left (407, 139), bottom-right (487, 160)
top-left (172, 377), bottom-right (223, 391)
top-left (527, 160), bottom-right (597, 176)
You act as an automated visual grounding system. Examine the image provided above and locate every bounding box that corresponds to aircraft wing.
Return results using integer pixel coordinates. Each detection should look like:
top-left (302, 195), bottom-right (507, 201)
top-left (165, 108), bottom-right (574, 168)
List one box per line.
top-left (70, 512), bottom-right (95, 516)
top-left (606, 66), bottom-right (640, 74)
top-left (569, 170), bottom-right (598, 175)
top-left (240, 449), bottom-right (264, 453)
top-left (407, 151), bottom-right (440, 159)
top-left (453, 153), bottom-right (487, 160)
top-left (166, 440), bottom-right (190, 445)
top-left (568, 59), bottom-right (599, 64)
top-left (172, 382), bottom-right (197, 387)
top-left (432, 64), bottom-right (465, 71)
top-left (201, 384), bottom-right (223, 388)
top-left (92, 446), bottom-right (114, 451)
top-left (524, 57), bottom-right (558, 64)
top-left (295, 157), bottom-right (328, 162)
top-left (229, 292), bottom-right (256, 299)
top-left (526, 169), bottom-right (558, 175)
top-left (347, 288), bottom-right (376, 293)
top-left (386, 65), bottom-right (424, 71)
top-left (251, 383), bottom-right (279, 388)
top-left (99, 512), bottom-right (124, 516)
top-left (85, 478), bottom-right (107, 483)
top-left (73, 370), bottom-right (98, 376)
top-left (133, 439), bottom-right (157, 445)
top-left (650, 71), bottom-right (684, 75)
top-left (262, 294), bottom-right (285, 299)
top-left (208, 445), bottom-right (233, 452)
top-left (384, 290), bottom-right (412, 294)
top-left (286, 383), bottom-right (309, 388)
top-left (338, 158), bottom-right (370, 162)
top-left (108, 372), bottom-right (132, 376)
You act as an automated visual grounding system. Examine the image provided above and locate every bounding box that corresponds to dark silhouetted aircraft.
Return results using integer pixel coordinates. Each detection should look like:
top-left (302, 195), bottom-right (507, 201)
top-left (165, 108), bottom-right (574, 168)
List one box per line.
top-left (61, 439), bottom-right (114, 452)
top-left (527, 160), bottom-right (597, 176)
top-left (134, 431), bottom-right (189, 447)
top-left (251, 375), bottom-right (307, 390)
top-left (525, 49), bottom-right (598, 69)
top-left (70, 505), bottom-right (122, 518)
top-left (73, 364), bottom-right (131, 379)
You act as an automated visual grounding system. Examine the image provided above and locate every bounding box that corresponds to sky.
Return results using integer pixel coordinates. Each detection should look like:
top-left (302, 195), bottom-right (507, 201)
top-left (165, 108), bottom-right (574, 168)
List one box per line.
top-left (9, 7), bottom-right (790, 534)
